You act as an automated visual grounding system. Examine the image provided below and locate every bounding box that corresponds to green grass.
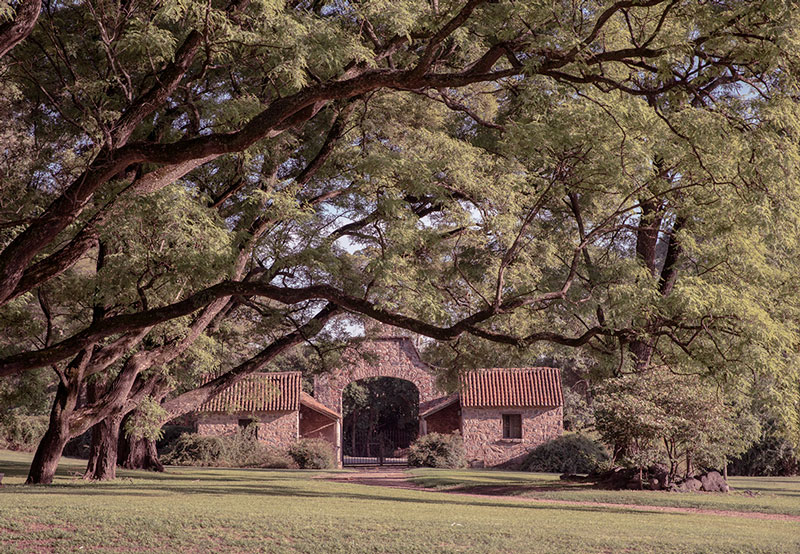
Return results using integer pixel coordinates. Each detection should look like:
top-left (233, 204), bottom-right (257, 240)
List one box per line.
top-left (0, 450), bottom-right (798, 553)
top-left (408, 468), bottom-right (800, 516)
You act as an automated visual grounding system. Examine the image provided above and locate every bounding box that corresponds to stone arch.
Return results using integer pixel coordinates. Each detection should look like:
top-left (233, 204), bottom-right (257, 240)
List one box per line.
top-left (313, 337), bottom-right (442, 414)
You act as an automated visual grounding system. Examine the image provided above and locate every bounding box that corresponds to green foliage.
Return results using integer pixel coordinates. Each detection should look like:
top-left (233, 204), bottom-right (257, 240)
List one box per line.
top-left (729, 423), bottom-right (799, 477)
top-left (287, 438), bottom-right (336, 469)
top-left (161, 434), bottom-right (226, 466)
top-left (408, 433), bottom-right (467, 469)
top-left (123, 397), bottom-right (168, 442)
top-left (594, 371), bottom-right (760, 479)
top-left (155, 425), bottom-right (194, 453)
top-left (2, 0), bottom-right (800, 483)
top-left (0, 413), bottom-right (47, 451)
top-left (521, 434), bottom-right (609, 475)
top-left (342, 376), bottom-right (419, 456)
top-left (0, 369), bottom-right (54, 416)
top-left (161, 426), bottom-right (295, 468)
top-left (562, 389), bottom-right (595, 433)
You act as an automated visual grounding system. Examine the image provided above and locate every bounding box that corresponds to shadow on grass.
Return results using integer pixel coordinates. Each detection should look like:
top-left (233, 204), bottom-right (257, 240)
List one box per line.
top-left (7, 485), bottom-right (683, 519)
top-left (0, 472), bottom-right (714, 520)
top-left (0, 456), bottom-right (326, 485)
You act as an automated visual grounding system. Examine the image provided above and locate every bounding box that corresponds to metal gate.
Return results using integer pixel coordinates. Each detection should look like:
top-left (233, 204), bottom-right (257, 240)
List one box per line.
top-left (342, 428), bottom-right (415, 466)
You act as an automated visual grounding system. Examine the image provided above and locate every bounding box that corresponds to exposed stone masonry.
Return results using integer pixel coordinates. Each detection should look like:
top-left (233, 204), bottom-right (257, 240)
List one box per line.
top-left (196, 411), bottom-right (298, 448)
top-left (461, 406), bottom-right (563, 468)
top-left (314, 337), bottom-right (444, 412)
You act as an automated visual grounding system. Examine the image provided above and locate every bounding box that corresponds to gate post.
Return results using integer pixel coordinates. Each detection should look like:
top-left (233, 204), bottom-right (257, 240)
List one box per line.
top-left (336, 418), bottom-right (342, 468)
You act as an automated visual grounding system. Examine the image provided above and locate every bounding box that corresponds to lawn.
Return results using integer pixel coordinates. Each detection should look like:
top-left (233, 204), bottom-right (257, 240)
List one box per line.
top-left (408, 468), bottom-right (800, 516)
top-left (0, 450), bottom-right (798, 553)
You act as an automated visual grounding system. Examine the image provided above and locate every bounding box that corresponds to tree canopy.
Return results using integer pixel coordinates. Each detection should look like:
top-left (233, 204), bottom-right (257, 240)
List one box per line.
top-left (1, 0), bottom-right (800, 482)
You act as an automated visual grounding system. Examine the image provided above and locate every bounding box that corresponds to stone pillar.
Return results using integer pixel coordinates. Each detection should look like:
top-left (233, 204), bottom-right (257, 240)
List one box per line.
top-left (335, 418), bottom-right (342, 468)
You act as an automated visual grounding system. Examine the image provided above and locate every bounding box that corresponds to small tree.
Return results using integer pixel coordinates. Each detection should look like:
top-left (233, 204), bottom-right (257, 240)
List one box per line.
top-left (594, 371), bottom-right (759, 483)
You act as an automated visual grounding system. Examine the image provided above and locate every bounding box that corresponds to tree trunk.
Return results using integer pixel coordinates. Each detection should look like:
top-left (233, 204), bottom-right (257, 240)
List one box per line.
top-left (119, 433), bottom-right (164, 472)
top-left (118, 410), bottom-right (163, 471)
top-left (83, 415), bottom-right (123, 480)
top-left (26, 381), bottom-right (75, 484)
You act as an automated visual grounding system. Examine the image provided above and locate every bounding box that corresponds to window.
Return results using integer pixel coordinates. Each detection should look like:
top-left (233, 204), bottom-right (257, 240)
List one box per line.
top-left (238, 418), bottom-right (254, 429)
top-left (502, 414), bottom-right (522, 439)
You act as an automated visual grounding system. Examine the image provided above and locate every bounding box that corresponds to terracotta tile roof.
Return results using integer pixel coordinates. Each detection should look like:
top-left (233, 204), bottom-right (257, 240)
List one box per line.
top-left (198, 372), bottom-right (301, 413)
top-left (419, 394), bottom-right (460, 418)
top-left (300, 392), bottom-right (340, 420)
top-left (459, 368), bottom-right (562, 408)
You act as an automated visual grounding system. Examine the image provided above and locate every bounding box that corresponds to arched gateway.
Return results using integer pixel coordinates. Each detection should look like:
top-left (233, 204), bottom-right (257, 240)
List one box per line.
top-left (314, 336), bottom-right (444, 466)
top-left (314, 337), bottom-right (443, 413)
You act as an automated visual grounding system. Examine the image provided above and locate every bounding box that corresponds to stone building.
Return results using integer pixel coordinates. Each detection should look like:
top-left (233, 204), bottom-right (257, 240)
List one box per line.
top-left (420, 368), bottom-right (564, 467)
top-left (194, 336), bottom-right (563, 468)
top-left (195, 372), bottom-right (340, 450)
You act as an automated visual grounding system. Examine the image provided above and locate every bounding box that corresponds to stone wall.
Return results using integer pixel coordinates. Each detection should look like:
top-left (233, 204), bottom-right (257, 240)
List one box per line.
top-left (461, 406), bottom-right (563, 468)
top-left (423, 402), bottom-right (461, 435)
top-left (314, 337), bottom-right (444, 412)
top-left (196, 411), bottom-right (298, 449)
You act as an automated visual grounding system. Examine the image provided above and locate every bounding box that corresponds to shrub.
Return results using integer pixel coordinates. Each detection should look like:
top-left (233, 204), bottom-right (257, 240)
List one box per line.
top-left (0, 413), bottom-right (48, 452)
top-left (408, 433), bottom-right (467, 469)
top-left (161, 427), bottom-right (299, 468)
top-left (156, 425), bottom-right (195, 455)
top-left (256, 449), bottom-right (296, 469)
top-left (63, 430), bottom-right (92, 459)
top-left (728, 435), bottom-right (799, 476)
top-left (288, 438), bottom-right (337, 469)
top-left (521, 434), bottom-right (609, 474)
top-left (162, 433), bottom-right (227, 466)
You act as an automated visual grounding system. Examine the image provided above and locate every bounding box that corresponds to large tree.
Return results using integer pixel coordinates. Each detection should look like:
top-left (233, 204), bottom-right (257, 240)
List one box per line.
top-left (2, 0), bottom-right (800, 483)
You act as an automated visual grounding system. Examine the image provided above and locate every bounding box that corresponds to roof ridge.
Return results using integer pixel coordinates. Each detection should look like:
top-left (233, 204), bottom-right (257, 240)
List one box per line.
top-left (466, 367), bottom-right (558, 372)
top-left (247, 370), bottom-right (303, 376)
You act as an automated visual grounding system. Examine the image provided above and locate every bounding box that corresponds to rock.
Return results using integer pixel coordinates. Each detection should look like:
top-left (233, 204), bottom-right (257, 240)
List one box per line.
top-left (648, 465), bottom-right (670, 490)
top-left (681, 478), bottom-right (702, 492)
top-left (700, 471), bottom-right (729, 493)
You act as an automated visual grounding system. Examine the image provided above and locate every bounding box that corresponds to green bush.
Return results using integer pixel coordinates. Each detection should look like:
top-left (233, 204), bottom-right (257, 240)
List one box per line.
top-left (408, 433), bottom-right (467, 469)
top-left (729, 435), bottom-right (799, 476)
top-left (161, 428), bottom-right (298, 468)
top-left (0, 413), bottom-right (48, 452)
top-left (255, 449), bottom-right (296, 469)
top-left (156, 425), bottom-right (195, 454)
top-left (288, 438), bottom-right (337, 469)
top-left (162, 433), bottom-right (227, 466)
top-left (63, 430), bottom-right (91, 459)
top-left (521, 434), bottom-right (609, 474)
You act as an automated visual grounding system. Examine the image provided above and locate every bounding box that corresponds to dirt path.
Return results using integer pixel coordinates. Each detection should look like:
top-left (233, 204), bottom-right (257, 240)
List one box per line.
top-left (320, 470), bottom-right (800, 522)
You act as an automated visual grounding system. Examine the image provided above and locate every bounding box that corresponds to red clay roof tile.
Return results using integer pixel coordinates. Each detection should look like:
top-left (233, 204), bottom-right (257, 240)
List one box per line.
top-left (198, 372), bottom-right (301, 413)
top-left (459, 368), bottom-right (562, 407)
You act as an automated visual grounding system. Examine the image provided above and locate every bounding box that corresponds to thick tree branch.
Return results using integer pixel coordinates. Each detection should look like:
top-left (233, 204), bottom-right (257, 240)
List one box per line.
top-left (0, 275), bottom-right (586, 375)
top-left (0, 0), bottom-right (40, 59)
top-left (160, 302), bottom-right (339, 419)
